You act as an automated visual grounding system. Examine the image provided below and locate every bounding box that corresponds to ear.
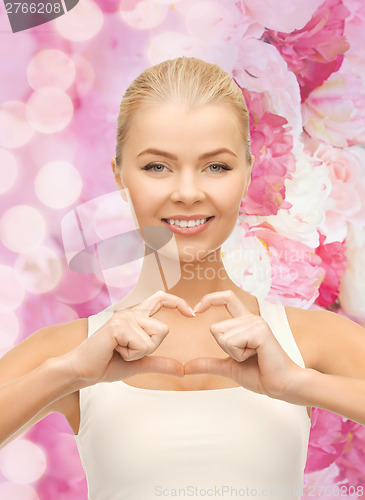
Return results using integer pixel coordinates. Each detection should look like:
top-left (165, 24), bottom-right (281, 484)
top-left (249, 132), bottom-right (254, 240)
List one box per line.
top-left (111, 157), bottom-right (128, 202)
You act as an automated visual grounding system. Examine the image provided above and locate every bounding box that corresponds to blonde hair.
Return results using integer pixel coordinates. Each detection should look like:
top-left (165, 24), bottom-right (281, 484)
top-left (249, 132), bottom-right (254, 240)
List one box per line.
top-left (115, 56), bottom-right (252, 168)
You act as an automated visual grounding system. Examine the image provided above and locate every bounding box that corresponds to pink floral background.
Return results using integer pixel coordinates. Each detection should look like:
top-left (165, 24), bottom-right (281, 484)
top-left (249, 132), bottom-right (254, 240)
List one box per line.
top-left (0, 0), bottom-right (365, 498)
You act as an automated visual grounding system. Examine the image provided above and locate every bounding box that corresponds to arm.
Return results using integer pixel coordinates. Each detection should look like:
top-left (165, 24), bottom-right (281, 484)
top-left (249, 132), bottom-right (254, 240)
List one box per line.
top-left (0, 357), bottom-right (79, 448)
top-left (289, 368), bottom-right (365, 426)
top-left (284, 306), bottom-right (365, 426)
top-left (0, 319), bottom-right (88, 449)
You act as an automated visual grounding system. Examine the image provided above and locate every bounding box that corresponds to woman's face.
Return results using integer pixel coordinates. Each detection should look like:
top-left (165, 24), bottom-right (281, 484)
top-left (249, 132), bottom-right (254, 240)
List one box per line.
top-left (112, 103), bottom-right (253, 263)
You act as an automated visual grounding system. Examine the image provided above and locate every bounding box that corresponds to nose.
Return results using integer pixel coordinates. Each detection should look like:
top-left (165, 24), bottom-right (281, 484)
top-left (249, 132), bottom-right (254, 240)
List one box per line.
top-left (169, 169), bottom-right (206, 204)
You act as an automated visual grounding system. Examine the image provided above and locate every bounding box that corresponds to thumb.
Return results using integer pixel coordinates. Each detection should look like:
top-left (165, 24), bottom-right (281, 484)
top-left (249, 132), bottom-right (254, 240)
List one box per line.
top-left (184, 356), bottom-right (232, 378)
top-left (131, 355), bottom-right (185, 378)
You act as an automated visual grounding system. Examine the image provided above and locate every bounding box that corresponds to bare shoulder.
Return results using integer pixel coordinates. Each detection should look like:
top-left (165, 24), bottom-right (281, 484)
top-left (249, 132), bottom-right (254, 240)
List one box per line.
top-left (0, 318), bottom-right (88, 382)
top-left (284, 304), bottom-right (365, 377)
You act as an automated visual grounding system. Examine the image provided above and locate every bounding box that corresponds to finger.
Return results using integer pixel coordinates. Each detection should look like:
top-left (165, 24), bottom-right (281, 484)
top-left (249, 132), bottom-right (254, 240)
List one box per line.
top-left (114, 308), bottom-right (169, 336)
top-left (208, 323), bottom-right (259, 362)
top-left (114, 325), bottom-right (152, 361)
top-left (113, 291), bottom-right (195, 317)
top-left (209, 317), bottom-right (247, 336)
top-left (184, 356), bottom-right (233, 379)
top-left (193, 290), bottom-right (250, 317)
top-left (115, 321), bottom-right (169, 361)
top-left (144, 290), bottom-right (195, 317)
top-left (222, 332), bottom-right (258, 362)
top-left (129, 355), bottom-right (185, 377)
top-left (134, 314), bottom-right (171, 350)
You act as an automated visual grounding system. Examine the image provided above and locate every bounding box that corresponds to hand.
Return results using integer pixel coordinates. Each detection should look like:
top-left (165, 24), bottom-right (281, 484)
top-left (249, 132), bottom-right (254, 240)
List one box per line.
top-left (63, 291), bottom-right (194, 387)
top-left (184, 290), bottom-right (304, 401)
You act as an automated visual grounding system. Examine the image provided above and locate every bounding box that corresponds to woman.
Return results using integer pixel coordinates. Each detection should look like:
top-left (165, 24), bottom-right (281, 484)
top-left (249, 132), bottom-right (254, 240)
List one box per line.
top-left (0, 56), bottom-right (365, 499)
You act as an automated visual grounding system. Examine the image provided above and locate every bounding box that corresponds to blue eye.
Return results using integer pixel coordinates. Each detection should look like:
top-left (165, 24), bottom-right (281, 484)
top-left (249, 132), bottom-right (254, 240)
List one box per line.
top-left (140, 163), bottom-right (233, 173)
top-left (140, 163), bottom-right (166, 173)
top-left (208, 164), bottom-right (232, 173)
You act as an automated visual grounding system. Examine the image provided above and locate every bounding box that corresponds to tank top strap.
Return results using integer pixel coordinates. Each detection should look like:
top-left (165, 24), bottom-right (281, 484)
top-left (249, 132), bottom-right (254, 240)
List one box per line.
top-left (87, 304), bottom-right (115, 338)
top-left (255, 295), bottom-right (306, 370)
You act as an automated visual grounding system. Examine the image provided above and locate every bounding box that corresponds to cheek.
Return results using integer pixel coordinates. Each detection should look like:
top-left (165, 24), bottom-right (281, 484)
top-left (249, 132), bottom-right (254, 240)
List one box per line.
top-left (127, 179), bottom-right (160, 218)
top-left (217, 176), bottom-right (246, 215)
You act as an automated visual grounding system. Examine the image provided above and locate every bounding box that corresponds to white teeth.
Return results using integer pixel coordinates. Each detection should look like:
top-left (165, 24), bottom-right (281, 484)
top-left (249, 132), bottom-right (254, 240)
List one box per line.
top-left (166, 218), bottom-right (208, 227)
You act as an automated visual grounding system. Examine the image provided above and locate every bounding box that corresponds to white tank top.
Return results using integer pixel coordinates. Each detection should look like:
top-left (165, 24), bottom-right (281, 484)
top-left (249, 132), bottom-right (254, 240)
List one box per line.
top-left (75, 295), bottom-right (311, 500)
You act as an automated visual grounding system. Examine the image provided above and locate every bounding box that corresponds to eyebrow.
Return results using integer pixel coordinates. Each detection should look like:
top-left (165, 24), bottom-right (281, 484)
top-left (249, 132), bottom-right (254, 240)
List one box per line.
top-left (136, 148), bottom-right (238, 160)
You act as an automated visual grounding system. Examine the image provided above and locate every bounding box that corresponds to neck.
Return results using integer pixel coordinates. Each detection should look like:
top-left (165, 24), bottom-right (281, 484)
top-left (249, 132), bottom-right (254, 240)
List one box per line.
top-left (117, 244), bottom-right (238, 309)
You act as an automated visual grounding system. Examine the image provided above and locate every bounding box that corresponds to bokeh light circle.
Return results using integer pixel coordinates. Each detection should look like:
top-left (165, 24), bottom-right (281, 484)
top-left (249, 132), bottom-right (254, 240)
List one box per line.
top-left (0, 482), bottom-right (39, 500)
top-left (102, 259), bottom-right (141, 288)
top-left (35, 161), bottom-right (83, 209)
top-left (55, 0), bottom-right (104, 41)
top-left (0, 266), bottom-right (25, 311)
top-left (55, 267), bottom-right (104, 304)
top-left (27, 50), bottom-right (76, 91)
top-left (0, 205), bottom-right (46, 253)
top-left (119, 0), bottom-right (168, 29)
top-left (50, 302), bottom-right (79, 323)
top-left (26, 88), bottom-right (73, 134)
top-left (0, 309), bottom-right (19, 354)
top-left (14, 246), bottom-right (63, 294)
top-left (0, 101), bottom-right (34, 149)
top-left (92, 192), bottom-right (136, 240)
top-left (0, 438), bottom-right (47, 484)
top-left (0, 149), bottom-right (18, 194)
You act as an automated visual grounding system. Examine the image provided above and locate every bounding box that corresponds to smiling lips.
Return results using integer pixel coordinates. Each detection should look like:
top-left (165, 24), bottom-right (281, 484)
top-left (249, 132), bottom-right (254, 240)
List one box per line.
top-left (161, 216), bottom-right (214, 235)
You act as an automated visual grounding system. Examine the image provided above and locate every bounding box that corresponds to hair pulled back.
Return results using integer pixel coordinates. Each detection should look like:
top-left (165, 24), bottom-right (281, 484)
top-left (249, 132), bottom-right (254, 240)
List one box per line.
top-left (115, 56), bottom-right (251, 168)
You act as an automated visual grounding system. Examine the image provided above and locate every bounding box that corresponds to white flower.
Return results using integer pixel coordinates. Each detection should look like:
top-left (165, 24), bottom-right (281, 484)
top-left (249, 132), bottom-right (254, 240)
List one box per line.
top-left (264, 143), bottom-right (333, 248)
top-left (222, 226), bottom-right (272, 296)
top-left (338, 221), bottom-right (365, 320)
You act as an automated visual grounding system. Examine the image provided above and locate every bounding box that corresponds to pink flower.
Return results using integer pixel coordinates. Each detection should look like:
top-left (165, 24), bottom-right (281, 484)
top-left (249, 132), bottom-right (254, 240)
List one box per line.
top-left (238, 89), bottom-right (296, 217)
top-left (245, 224), bottom-right (324, 307)
top-left (335, 420), bottom-right (365, 486)
top-left (301, 72), bottom-right (365, 147)
top-left (305, 408), bottom-right (351, 473)
top-left (263, 0), bottom-right (350, 101)
top-left (233, 38), bottom-right (302, 136)
top-left (300, 0), bottom-right (365, 147)
top-left (303, 462), bottom-right (345, 500)
top-left (342, 0), bottom-right (365, 57)
top-left (314, 144), bottom-right (365, 240)
top-left (315, 232), bottom-right (347, 308)
top-left (239, 0), bottom-right (324, 32)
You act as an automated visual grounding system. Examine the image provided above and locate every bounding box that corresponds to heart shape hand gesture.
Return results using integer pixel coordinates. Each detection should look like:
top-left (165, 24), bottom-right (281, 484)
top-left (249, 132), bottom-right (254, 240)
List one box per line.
top-left (68, 289), bottom-right (304, 403)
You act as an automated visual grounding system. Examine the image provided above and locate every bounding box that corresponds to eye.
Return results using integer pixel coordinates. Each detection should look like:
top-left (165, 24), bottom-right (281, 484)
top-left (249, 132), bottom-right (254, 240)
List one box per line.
top-left (140, 162), bottom-right (233, 174)
top-left (207, 163), bottom-right (232, 173)
top-left (140, 163), bottom-right (167, 173)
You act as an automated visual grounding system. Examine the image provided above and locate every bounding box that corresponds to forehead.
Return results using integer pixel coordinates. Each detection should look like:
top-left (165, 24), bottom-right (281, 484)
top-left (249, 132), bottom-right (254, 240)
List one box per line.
top-left (123, 103), bottom-right (243, 157)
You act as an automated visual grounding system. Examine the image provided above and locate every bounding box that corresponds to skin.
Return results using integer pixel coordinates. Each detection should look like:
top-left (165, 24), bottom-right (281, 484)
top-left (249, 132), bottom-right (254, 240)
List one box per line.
top-left (12, 100), bottom-right (365, 440)
top-left (62, 100), bottom-right (365, 430)
top-left (6, 101), bottom-right (365, 444)
top-left (111, 103), bottom-right (254, 309)
top-left (107, 102), bottom-right (307, 401)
